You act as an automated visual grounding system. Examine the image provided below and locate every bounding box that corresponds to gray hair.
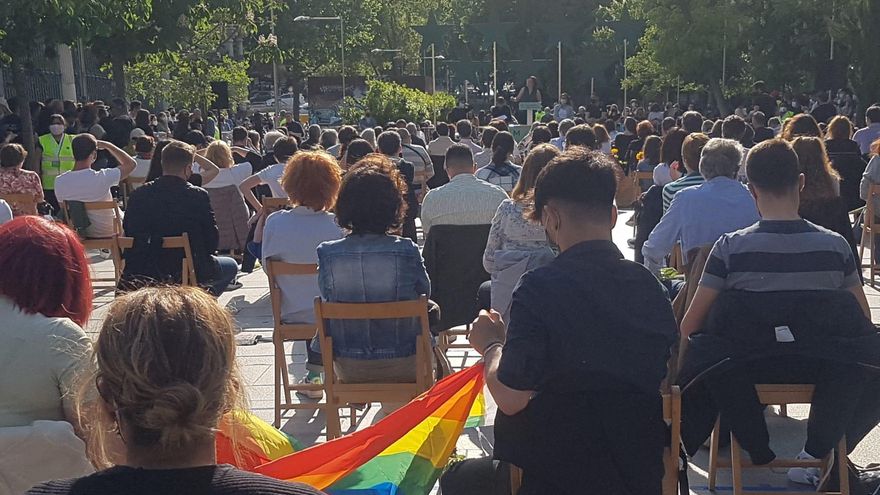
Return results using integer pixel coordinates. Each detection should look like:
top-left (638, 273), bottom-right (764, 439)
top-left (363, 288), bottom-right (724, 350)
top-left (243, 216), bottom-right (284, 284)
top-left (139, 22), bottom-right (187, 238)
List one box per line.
top-left (699, 138), bottom-right (743, 179)
top-left (559, 119), bottom-right (575, 135)
top-left (263, 130), bottom-right (285, 152)
top-left (396, 127), bottom-right (412, 144)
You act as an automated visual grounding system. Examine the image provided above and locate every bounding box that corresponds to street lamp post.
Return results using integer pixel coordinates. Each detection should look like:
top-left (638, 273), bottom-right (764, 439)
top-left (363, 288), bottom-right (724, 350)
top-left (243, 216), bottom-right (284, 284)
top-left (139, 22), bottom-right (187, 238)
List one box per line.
top-left (422, 50), bottom-right (444, 94)
top-left (294, 16), bottom-right (345, 100)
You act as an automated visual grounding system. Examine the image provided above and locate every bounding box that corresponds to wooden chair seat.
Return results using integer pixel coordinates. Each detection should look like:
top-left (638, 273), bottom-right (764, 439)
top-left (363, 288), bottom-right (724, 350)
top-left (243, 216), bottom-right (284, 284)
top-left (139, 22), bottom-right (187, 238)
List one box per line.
top-left (315, 296), bottom-right (435, 439)
top-left (707, 384), bottom-right (849, 495)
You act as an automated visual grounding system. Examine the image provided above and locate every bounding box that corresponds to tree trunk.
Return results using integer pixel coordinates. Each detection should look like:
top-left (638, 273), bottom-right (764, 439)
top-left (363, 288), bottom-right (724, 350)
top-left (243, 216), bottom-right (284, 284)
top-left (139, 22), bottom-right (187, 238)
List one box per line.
top-left (111, 54), bottom-right (127, 98)
top-left (709, 79), bottom-right (729, 116)
top-left (10, 60), bottom-right (37, 171)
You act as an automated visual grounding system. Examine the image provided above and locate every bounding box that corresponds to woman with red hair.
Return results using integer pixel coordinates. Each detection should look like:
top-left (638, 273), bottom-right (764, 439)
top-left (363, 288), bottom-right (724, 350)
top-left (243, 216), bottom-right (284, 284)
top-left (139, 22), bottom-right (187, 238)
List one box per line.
top-left (0, 216), bottom-right (95, 489)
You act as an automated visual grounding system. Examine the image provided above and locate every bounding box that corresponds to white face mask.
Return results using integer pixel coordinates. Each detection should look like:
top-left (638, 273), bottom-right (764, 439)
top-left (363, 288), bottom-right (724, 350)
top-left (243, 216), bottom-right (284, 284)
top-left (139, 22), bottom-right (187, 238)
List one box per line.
top-left (49, 124), bottom-right (65, 136)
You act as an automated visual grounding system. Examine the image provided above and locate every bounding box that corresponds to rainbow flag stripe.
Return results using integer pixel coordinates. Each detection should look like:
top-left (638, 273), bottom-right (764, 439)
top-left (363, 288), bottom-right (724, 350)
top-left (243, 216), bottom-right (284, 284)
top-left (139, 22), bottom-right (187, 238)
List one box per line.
top-left (255, 364), bottom-right (486, 494)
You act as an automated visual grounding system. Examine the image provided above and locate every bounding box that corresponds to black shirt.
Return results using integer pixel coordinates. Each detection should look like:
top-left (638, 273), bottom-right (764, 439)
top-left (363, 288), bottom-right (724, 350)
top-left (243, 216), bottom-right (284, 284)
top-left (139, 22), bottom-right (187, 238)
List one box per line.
top-left (27, 464), bottom-right (325, 495)
top-left (753, 126), bottom-right (775, 143)
top-left (100, 115), bottom-right (135, 149)
top-left (121, 176), bottom-right (219, 286)
top-left (811, 102), bottom-right (838, 124)
top-left (498, 240), bottom-right (677, 395)
top-left (234, 149), bottom-right (264, 172)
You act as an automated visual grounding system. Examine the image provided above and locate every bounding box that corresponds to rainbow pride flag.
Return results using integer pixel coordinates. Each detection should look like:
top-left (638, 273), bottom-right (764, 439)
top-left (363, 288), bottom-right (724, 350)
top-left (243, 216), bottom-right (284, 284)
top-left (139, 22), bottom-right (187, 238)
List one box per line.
top-left (255, 364), bottom-right (486, 494)
top-left (216, 410), bottom-right (302, 471)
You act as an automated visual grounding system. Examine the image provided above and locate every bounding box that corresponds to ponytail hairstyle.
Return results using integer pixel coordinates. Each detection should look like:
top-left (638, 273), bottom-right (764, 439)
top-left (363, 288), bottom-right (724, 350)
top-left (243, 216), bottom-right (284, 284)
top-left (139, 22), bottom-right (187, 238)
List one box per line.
top-left (490, 131), bottom-right (515, 166)
top-left (82, 286), bottom-right (246, 467)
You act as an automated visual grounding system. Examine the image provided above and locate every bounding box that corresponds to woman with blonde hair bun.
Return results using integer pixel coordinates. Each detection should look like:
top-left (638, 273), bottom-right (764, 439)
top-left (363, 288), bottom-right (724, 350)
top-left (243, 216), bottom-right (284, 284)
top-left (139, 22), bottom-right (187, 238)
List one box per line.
top-left (28, 286), bottom-right (324, 495)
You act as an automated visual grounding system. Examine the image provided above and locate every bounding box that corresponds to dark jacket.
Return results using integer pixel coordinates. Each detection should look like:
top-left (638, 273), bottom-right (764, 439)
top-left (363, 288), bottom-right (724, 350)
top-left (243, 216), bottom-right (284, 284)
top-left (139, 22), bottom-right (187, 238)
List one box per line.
top-left (679, 290), bottom-right (880, 388)
top-left (423, 224), bottom-right (491, 330)
top-left (120, 176), bottom-right (219, 287)
top-left (634, 185), bottom-right (663, 264)
top-left (800, 196), bottom-right (859, 270)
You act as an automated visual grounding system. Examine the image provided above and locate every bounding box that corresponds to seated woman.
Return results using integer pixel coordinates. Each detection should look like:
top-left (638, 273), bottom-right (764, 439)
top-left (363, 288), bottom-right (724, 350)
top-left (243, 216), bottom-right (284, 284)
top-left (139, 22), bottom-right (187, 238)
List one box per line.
top-left (316, 156), bottom-right (431, 386)
top-left (202, 140), bottom-right (252, 253)
top-left (791, 137), bottom-right (857, 259)
top-left (0, 217), bottom-right (95, 492)
top-left (481, 144), bottom-right (558, 322)
top-left (260, 151), bottom-right (345, 396)
top-left (28, 286), bottom-right (323, 495)
top-left (0, 143), bottom-right (44, 216)
top-left (636, 135), bottom-right (662, 191)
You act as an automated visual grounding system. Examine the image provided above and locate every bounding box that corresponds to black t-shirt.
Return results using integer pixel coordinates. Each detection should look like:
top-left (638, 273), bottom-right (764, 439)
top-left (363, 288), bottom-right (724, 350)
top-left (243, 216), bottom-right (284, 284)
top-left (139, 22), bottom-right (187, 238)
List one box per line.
top-left (753, 92), bottom-right (777, 117)
top-left (234, 150), bottom-right (264, 171)
top-left (491, 105), bottom-right (512, 119)
top-left (100, 115), bottom-right (135, 149)
top-left (27, 465), bottom-right (325, 495)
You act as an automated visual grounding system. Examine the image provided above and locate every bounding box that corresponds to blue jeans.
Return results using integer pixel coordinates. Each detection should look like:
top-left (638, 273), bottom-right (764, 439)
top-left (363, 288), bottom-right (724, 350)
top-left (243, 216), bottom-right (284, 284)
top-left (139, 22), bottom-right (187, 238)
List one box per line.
top-left (207, 256), bottom-right (238, 296)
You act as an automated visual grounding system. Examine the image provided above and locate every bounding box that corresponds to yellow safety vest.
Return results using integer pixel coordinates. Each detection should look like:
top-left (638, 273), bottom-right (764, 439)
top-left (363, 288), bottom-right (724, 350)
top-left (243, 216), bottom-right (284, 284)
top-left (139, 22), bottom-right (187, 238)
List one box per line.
top-left (39, 133), bottom-right (75, 190)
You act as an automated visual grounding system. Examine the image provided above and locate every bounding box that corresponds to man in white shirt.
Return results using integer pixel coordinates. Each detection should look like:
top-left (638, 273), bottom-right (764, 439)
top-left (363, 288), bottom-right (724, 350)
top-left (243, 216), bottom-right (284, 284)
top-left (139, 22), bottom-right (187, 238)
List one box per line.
top-left (397, 128), bottom-right (434, 195)
top-left (457, 120), bottom-right (482, 154)
top-left (55, 134), bottom-right (135, 238)
top-left (854, 106), bottom-right (880, 155)
top-left (239, 137), bottom-right (299, 211)
top-left (427, 122), bottom-right (456, 158)
top-left (420, 144), bottom-right (508, 236)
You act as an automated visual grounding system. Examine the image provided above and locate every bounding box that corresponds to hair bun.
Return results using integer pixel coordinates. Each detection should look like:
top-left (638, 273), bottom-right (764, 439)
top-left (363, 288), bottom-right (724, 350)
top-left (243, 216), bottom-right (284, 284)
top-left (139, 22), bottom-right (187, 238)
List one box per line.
top-left (139, 382), bottom-right (209, 447)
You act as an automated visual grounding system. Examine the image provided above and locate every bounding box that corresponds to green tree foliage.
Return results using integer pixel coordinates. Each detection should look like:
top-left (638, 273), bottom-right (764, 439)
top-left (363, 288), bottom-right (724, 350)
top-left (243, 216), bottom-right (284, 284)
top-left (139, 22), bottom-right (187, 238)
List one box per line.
top-left (340, 80), bottom-right (455, 124)
top-left (126, 53), bottom-right (250, 110)
top-left (0, 0), bottom-right (103, 165)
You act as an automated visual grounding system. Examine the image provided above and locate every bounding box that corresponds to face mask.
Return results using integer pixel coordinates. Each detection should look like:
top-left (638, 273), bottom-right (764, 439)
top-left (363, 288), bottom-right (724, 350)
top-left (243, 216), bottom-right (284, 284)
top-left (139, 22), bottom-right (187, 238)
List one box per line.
top-left (49, 124), bottom-right (65, 136)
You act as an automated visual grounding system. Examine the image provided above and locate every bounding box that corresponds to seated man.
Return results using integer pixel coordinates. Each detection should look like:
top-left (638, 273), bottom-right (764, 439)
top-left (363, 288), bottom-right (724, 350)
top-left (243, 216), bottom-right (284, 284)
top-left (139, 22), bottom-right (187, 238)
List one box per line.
top-left (420, 144), bottom-right (508, 236)
top-left (661, 132), bottom-right (709, 212)
top-left (120, 141), bottom-right (238, 296)
top-left (642, 138), bottom-right (760, 275)
top-left (448, 149), bottom-right (678, 494)
top-left (681, 139), bottom-right (876, 485)
top-left (239, 136), bottom-right (299, 212)
top-left (55, 134), bottom-right (135, 238)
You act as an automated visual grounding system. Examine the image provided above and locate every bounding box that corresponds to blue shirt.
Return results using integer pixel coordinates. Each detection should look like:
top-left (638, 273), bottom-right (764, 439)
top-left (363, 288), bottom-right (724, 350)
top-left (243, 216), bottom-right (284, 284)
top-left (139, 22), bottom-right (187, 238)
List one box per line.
top-left (316, 234), bottom-right (430, 360)
top-left (641, 176), bottom-right (760, 273)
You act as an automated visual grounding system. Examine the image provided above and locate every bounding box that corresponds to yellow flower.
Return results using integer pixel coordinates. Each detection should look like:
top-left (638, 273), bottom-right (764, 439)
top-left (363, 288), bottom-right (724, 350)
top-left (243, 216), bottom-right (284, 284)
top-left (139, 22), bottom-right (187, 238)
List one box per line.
top-left (636, 151), bottom-right (644, 161)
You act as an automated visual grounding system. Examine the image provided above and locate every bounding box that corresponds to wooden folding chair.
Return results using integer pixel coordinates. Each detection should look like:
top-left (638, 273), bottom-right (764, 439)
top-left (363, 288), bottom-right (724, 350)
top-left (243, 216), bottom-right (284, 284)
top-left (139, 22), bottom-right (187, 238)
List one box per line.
top-left (314, 295), bottom-right (435, 439)
top-left (265, 260), bottom-right (325, 428)
top-left (509, 386), bottom-right (683, 495)
top-left (117, 233), bottom-right (198, 287)
top-left (635, 170), bottom-right (655, 192)
top-left (61, 200), bottom-right (124, 283)
top-left (120, 176), bottom-right (146, 210)
top-left (859, 184), bottom-right (880, 286)
top-left (0, 192), bottom-right (39, 216)
top-left (707, 384), bottom-right (849, 495)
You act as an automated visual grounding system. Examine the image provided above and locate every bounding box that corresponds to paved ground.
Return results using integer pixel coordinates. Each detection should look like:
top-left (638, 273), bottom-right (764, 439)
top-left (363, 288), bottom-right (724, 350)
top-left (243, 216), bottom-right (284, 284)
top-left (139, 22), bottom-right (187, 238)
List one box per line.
top-left (83, 210), bottom-right (880, 493)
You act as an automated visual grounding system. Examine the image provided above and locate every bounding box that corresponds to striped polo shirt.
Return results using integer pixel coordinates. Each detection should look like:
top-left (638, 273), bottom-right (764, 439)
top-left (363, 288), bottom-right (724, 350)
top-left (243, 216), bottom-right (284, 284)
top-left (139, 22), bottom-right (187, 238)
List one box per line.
top-left (699, 219), bottom-right (860, 292)
top-left (662, 172), bottom-right (705, 212)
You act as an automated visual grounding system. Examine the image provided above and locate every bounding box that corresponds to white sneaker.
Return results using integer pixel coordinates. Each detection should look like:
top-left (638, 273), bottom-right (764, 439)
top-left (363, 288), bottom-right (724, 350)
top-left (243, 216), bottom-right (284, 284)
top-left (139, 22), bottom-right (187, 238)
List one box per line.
top-left (295, 375), bottom-right (323, 399)
top-left (788, 450), bottom-right (821, 486)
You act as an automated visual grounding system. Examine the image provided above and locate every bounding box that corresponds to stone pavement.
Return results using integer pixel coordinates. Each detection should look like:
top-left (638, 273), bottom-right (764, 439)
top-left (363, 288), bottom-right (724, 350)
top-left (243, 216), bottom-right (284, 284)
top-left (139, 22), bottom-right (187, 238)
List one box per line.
top-left (82, 210), bottom-right (880, 494)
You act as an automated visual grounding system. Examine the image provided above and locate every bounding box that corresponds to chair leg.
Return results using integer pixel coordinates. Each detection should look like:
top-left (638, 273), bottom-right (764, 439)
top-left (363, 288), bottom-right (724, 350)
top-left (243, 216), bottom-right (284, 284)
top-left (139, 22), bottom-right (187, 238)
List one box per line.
top-left (274, 353), bottom-right (281, 429)
top-left (730, 434), bottom-right (744, 495)
top-left (837, 435), bottom-right (849, 495)
top-left (779, 404), bottom-right (788, 417)
top-left (708, 418), bottom-right (721, 490)
top-left (326, 404), bottom-right (342, 440)
top-left (662, 447), bottom-right (677, 495)
top-left (274, 337), bottom-right (290, 428)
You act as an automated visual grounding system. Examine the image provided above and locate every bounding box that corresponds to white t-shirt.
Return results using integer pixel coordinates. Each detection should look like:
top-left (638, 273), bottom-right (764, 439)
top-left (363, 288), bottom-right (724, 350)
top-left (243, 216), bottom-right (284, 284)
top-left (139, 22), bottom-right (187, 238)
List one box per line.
top-left (132, 157), bottom-right (151, 179)
top-left (257, 163), bottom-right (286, 198)
top-left (203, 162), bottom-right (253, 189)
top-left (55, 168), bottom-right (121, 238)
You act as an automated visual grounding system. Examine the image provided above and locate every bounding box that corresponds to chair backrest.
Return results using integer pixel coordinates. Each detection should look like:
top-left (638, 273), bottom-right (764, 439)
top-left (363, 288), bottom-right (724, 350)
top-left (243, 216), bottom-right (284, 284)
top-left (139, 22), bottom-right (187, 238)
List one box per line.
top-left (635, 170), bottom-right (654, 181)
top-left (262, 197), bottom-right (289, 211)
top-left (423, 224), bottom-right (491, 330)
top-left (61, 200), bottom-right (123, 237)
top-left (117, 233), bottom-right (197, 286)
top-left (0, 193), bottom-right (38, 214)
top-left (314, 296), bottom-right (433, 391)
top-left (265, 260), bottom-right (319, 335)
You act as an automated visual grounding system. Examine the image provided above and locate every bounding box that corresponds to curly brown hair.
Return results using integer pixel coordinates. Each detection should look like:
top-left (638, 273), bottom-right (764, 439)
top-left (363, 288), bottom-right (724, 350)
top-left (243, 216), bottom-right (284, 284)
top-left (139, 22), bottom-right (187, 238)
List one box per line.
top-left (336, 155), bottom-right (407, 234)
top-left (281, 151), bottom-right (342, 211)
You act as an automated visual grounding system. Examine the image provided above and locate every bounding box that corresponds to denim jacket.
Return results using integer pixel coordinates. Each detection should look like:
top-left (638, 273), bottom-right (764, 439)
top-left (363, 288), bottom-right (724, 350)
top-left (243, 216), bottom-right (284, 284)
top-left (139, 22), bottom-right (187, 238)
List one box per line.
top-left (315, 234), bottom-right (431, 360)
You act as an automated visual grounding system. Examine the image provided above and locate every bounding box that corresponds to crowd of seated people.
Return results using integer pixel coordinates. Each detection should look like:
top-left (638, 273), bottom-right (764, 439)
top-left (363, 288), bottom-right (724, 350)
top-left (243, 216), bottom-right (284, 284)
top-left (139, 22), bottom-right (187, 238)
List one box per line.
top-left (6, 94), bottom-right (880, 494)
